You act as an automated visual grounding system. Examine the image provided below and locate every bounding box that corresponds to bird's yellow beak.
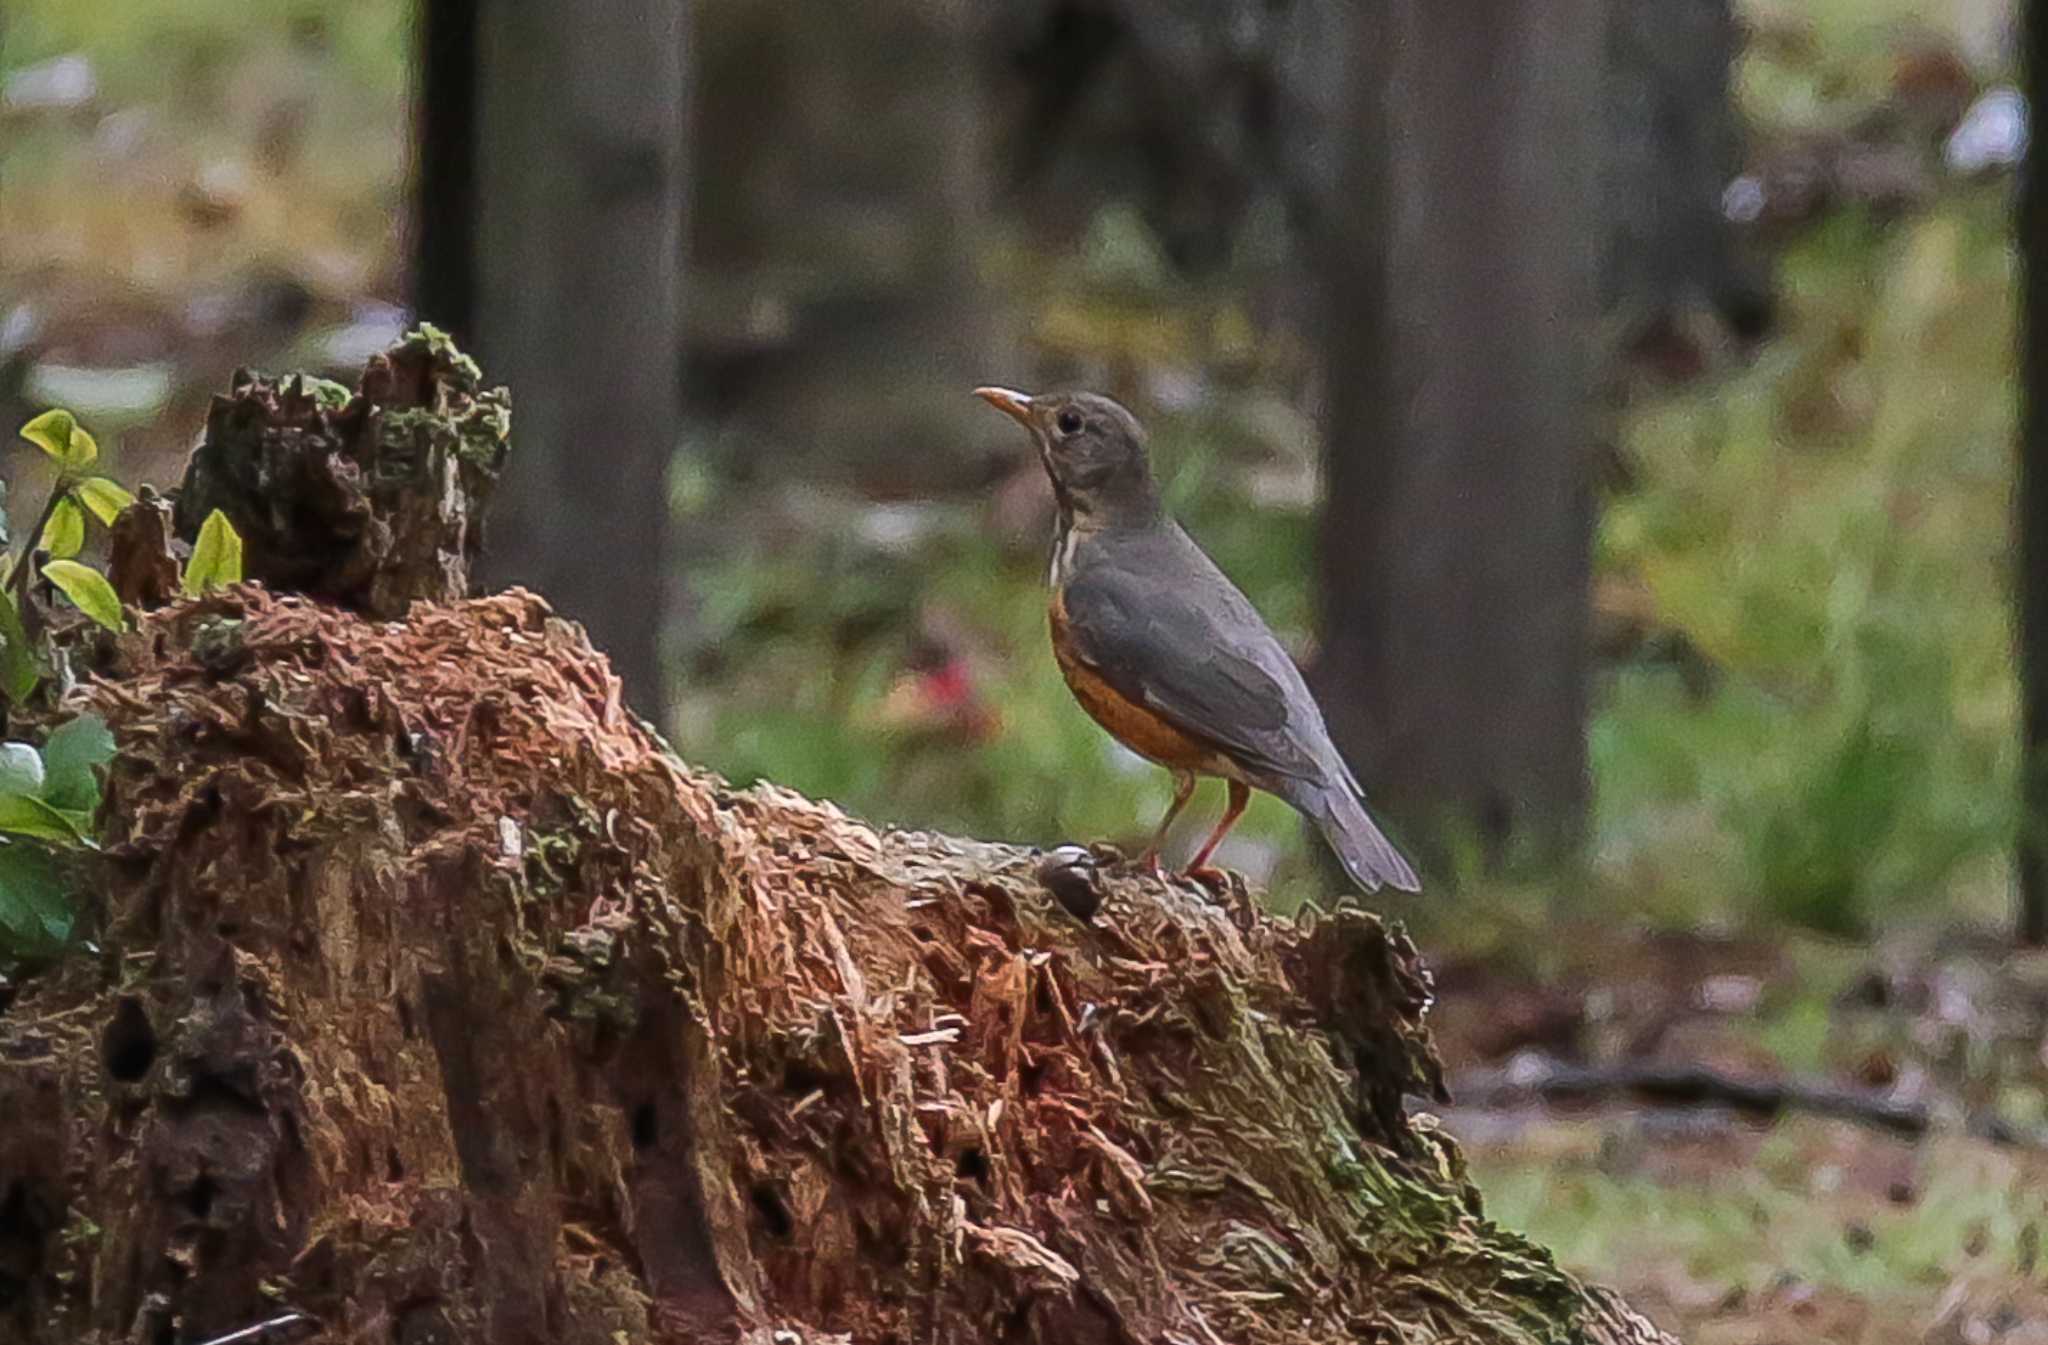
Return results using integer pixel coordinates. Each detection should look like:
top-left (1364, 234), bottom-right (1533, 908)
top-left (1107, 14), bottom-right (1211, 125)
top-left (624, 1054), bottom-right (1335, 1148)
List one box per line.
top-left (974, 386), bottom-right (1034, 427)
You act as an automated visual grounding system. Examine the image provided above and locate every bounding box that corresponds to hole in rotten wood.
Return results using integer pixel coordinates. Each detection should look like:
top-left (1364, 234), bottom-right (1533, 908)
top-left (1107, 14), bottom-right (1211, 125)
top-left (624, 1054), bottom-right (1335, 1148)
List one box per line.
top-left (782, 1060), bottom-right (829, 1095)
top-left (101, 997), bottom-right (157, 1082)
top-left (751, 1183), bottom-right (793, 1239)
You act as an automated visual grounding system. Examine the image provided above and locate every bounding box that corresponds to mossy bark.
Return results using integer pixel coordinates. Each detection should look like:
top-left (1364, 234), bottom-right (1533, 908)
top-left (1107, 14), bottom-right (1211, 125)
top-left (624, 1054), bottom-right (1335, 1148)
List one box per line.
top-left (172, 325), bottom-right (509, 621)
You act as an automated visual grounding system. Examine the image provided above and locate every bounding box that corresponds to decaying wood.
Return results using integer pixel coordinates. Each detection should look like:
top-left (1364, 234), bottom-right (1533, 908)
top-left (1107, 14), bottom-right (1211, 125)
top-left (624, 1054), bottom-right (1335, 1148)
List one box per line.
top-left (0, 583), bottom-right (1674, 1343)
top-left (172, 326), bottom-right (510, 620)
top-left (104, 488), bottom-right (182, 611)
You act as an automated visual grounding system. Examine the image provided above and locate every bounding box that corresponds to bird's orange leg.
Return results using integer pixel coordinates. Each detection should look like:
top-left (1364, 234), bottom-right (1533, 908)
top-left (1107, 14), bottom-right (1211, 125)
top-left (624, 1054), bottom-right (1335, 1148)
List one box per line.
top-left (1140, 770), bottom-right (1199, 874)
top-left (1184, 779), bottom-right (1250, 888)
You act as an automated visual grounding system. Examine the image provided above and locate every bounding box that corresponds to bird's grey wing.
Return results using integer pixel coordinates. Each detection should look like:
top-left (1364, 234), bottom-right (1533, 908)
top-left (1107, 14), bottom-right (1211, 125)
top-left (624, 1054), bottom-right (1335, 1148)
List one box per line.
top-left (1061, 545), bottom-right (1329, 786)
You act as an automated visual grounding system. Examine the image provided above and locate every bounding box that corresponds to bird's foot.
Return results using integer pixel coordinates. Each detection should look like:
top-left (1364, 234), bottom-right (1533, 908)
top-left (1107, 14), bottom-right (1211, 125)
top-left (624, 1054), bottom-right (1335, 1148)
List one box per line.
top-left (1182, 865), bottom-right (1232, 895)
top-left (1136, 848), bottom-right (1167, 879)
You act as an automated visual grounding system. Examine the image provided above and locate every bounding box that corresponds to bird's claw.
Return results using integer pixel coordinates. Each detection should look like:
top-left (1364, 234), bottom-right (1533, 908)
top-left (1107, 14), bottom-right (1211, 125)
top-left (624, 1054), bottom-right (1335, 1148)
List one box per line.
top-left (1183, 865), bottom-right (1231, 895)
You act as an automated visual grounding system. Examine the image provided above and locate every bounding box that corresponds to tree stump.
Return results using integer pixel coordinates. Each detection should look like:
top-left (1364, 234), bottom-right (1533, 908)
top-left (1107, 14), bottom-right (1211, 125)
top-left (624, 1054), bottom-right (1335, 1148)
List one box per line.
top-left (0, 336), bottom-right (1671, 1343)
top-left (0, 586), bottom-right (1670, 1343)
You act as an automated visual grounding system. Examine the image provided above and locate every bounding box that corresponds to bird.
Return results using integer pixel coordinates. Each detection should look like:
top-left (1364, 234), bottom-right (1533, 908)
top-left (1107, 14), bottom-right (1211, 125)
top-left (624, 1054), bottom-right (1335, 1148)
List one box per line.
top-left (973, 386), bottom-right (1420, 895)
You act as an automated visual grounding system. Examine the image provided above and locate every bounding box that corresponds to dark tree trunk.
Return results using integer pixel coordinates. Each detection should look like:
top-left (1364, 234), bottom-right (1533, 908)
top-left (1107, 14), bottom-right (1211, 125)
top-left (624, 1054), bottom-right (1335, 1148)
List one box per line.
top-left (1602, 0), bottom-right (1762, 337)
top-left (2019, 0), bottom-right (2048, 945)
top-left (413, 0), bottom-right (477, 346)
top-left (1316, 2), bottom-right (1600, 872)
top-left (988, 0), bottom-right (1756, 345)
top-left (412, 0), bottom-right (687, 718)
top-left (687, 0), bottom-right (1013, 497)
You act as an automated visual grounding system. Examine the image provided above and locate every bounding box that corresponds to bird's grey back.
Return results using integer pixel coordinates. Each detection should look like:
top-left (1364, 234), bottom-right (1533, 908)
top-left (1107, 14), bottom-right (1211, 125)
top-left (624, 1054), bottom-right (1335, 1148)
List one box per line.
top-left (1080, 518), bottom-right (1350, 790)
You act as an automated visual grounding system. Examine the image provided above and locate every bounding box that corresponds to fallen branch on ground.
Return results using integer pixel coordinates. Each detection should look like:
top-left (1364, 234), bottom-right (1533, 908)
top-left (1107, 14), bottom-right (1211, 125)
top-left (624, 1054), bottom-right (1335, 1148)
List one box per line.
top-left (1445, 1054), bottom-right (2048, 1149)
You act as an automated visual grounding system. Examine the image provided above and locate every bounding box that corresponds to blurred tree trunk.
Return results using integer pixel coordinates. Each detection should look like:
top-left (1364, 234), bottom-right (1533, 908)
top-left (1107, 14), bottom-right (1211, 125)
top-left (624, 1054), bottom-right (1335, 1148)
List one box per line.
top-left (1602, 0), bottom-right (1763, 340)
top-left (2020, 0), bottom-right (2048, 945)
top-left (687, 0), bottom-right (1012, 497)
top-left (413, 0), bottom-right (688, 718)
top-left (1315, 3), bottom-right (1600, 873)
top-left (987, 0), bottom-right (1756, 346)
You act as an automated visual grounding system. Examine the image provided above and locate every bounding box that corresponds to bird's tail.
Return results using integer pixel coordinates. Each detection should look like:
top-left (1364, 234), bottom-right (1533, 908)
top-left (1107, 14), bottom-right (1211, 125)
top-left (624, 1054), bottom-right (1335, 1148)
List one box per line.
top-left (1297, 780), bottom-right (1420, 894)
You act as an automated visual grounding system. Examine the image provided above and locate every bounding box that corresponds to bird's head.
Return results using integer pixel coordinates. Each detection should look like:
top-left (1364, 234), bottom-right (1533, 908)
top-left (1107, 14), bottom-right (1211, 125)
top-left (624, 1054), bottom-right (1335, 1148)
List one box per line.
top-left (974, 387), bottom-right (1160, 526)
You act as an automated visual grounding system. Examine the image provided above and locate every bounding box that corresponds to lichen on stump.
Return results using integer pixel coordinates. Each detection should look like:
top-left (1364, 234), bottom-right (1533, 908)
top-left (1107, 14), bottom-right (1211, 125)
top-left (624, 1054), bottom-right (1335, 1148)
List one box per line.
top-left (172, 325), bottom-right (510, 619)
top-left (0, 584), bottom-right (1673, 1345)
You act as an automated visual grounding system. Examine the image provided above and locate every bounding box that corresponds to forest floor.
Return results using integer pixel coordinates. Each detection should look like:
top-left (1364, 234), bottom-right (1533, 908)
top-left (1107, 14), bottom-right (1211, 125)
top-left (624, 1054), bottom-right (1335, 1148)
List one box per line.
top-left (3, 1), bottom-right (2042, 1341)
top-left (1434, 922), bottom-right (2048, 1344)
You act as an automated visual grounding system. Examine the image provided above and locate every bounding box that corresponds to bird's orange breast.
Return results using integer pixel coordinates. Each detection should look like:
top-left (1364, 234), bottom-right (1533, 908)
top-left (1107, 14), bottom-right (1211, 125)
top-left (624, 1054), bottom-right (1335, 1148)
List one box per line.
top-left (1048, 587), bottom-right (1232, 774)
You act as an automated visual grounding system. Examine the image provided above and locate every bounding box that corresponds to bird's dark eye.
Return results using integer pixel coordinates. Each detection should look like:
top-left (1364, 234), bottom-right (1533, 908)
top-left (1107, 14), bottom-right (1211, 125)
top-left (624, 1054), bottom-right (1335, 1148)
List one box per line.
top-left (1055, 409), bottom-right (1084, 436)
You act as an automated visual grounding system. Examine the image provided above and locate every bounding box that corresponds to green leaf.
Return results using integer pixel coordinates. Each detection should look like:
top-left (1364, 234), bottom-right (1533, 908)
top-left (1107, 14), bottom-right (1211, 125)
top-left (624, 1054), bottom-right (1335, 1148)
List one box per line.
top-left (42, 560), bottom-right (126, 633)
top-left (0, 792), bottom-right (90, 845)
top-left (75, 477), bottom-right (135, 526)
top-left (18, 408), bottom-right (96, 470)
top-left (19, 409), bottom-right (75, 463)
top-left (0, 840), bottom-right (76, 957)
top-left (0, 744), bottom-right (43, 797)
top-left (183, 509), bottom-right (245, 597)
top-left (64, 424), bottom-right (98, 469)
top-left (40, 497), bottom-right (84, 560)
top-left (39, 713), bottom-right (113, 813)
top-left (0, 588), bottom-right (37, 705)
